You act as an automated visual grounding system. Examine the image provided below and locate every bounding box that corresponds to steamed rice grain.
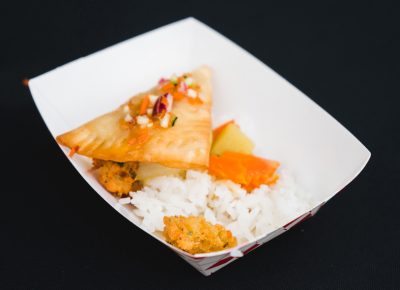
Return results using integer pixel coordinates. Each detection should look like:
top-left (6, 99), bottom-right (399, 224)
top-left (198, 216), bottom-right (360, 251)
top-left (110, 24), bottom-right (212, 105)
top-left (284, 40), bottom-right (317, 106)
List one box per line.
top-left (127, 169), bottom-right (312, 244)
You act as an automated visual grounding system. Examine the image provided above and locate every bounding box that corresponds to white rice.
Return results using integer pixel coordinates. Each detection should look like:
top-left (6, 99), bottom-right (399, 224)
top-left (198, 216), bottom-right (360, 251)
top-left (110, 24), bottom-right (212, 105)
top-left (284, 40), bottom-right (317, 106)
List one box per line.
top-left (125, 169), bottom-right (312, 244)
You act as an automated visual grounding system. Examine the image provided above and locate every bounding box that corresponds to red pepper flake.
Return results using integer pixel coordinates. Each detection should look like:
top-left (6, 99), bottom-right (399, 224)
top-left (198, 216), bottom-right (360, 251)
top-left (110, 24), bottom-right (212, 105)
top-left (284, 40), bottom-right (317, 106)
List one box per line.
top-left (68, 146), bottom-right (79, 157)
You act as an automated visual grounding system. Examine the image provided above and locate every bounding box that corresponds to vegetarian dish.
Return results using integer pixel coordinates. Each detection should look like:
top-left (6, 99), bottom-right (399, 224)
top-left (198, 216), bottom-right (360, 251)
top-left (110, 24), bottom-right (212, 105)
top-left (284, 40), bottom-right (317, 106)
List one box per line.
top-left (164, 216), bottom-right (237, 254)
top-left (56, 66), bottom-right (311, 254)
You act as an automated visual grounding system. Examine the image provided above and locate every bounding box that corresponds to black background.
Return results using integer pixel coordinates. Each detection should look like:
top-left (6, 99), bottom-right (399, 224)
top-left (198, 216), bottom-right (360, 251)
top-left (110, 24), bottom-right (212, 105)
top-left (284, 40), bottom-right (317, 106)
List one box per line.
top-left (1, 1), bottom-right (399, 289)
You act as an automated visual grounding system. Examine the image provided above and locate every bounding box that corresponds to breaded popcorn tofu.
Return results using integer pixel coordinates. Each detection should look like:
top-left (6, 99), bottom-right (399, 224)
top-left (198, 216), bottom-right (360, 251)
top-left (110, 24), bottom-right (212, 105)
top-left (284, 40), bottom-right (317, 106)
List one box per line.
top-left (163, 216), bottom-right (237, 254)
top-left (93, 159), bottom-right (141, 196)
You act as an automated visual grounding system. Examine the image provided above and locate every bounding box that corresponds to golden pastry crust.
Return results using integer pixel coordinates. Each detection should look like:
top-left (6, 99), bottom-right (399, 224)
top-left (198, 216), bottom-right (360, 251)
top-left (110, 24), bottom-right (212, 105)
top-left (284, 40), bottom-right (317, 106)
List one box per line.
top-left (163, 216), bottom-right (237, 254)
top-left (56, 66), bottom-right (212, 169)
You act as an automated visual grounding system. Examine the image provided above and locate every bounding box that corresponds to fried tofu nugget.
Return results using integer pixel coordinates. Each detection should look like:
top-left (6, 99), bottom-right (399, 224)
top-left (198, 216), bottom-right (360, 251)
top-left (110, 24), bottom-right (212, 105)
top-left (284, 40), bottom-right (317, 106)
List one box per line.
top-left (93, 159), bottom-right (141, 196)
top-left (163, 216), bottom-right (237, 254)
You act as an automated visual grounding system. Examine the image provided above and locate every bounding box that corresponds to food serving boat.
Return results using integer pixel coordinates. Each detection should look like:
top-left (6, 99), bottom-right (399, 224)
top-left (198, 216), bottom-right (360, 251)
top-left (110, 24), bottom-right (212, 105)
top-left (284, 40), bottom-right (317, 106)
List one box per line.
top-left (29, 17), bottom-right (370, 276)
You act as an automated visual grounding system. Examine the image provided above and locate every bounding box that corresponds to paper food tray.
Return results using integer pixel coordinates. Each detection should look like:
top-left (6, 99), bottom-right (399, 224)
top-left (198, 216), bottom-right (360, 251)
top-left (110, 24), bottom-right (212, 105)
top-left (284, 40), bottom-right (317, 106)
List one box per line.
top-left (29, 17), bottom-right (370, 276)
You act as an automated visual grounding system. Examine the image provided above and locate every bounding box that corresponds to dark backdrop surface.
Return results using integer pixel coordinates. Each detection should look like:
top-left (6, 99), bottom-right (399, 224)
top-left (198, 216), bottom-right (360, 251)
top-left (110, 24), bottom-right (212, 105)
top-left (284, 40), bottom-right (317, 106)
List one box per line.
top-left (1, 1), bottom-right (399, 289)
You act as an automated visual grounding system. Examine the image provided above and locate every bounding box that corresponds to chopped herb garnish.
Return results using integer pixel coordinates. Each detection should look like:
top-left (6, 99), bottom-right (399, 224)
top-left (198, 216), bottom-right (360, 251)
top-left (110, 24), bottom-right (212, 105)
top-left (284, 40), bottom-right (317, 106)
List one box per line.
top-left (171, 116), bottom-right (178, 127)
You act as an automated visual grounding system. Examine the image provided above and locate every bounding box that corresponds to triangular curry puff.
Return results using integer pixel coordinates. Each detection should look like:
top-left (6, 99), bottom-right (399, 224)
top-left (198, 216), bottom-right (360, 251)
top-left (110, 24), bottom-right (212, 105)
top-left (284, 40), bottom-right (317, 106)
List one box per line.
top-left (56, 66), bottom-right (212, 169)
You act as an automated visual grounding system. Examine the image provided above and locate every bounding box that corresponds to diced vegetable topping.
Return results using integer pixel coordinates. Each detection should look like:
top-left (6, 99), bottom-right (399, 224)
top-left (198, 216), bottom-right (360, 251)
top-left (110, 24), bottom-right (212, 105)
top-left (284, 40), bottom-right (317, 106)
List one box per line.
top-left (166, 93), bottom-right (173, 112)
top-left (124, 114), bottom-right (133, 123)
top-left (136, 115), bottom-right (150, 125)
top-left (139, 95), bottom-right (150, 115)
top-left (160, 113), bottom-right (170, 128)
top-left (122, 72), bottom-right (203, 129)
top-left (159, 73), bottom-right (203, 104)
top-left (178, 81), bottom-right (188, 92)
top-left (149, 94), bottom-right (158, 105)
top-left (184, 77), bottom-right (193, 86)
top-left (152, 94), bottom-right (170, 117)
